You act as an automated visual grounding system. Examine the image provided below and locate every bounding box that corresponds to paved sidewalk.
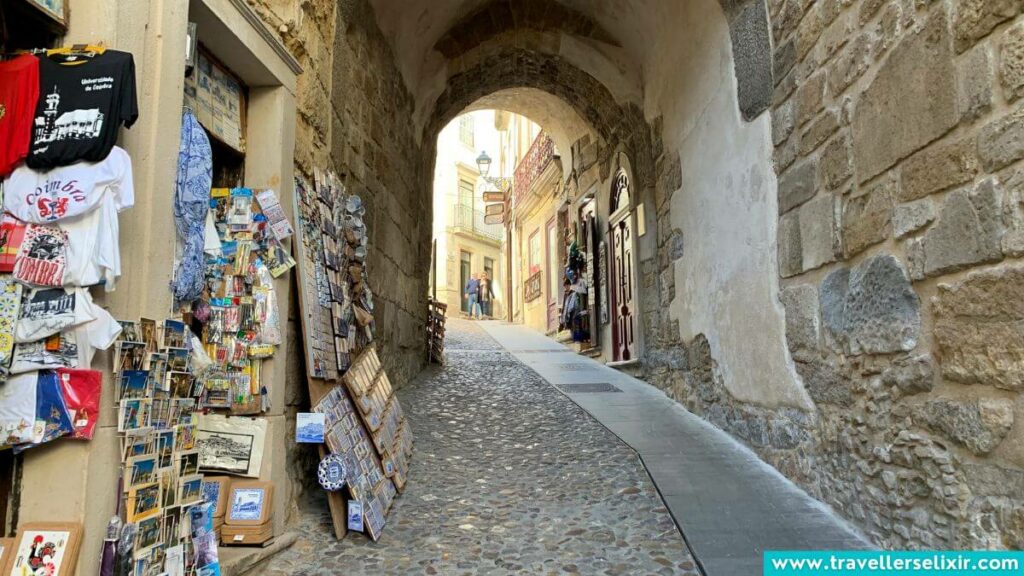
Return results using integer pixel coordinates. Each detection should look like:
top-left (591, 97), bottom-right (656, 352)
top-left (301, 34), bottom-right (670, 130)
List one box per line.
top-left (479, 321), bottom-right (872, 576)
top-left (260, 319), bottom-right (699, 575)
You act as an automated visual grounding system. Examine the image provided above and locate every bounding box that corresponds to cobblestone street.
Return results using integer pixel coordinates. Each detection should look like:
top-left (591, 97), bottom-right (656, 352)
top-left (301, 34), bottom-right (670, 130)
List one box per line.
top-left (262, 319), bottom-right (698, 575)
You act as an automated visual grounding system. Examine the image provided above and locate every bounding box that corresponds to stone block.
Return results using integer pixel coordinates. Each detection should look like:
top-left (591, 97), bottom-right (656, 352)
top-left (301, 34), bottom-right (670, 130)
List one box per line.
top-left (1003, 168), bottom-right (1024, 256)
top-left (916, 180), bottom-right (1003, 277)
top-left (859, 0), bottom-right (886, 25)
top-left (779, 158), bottom-right (818, 214)
top-left (772, 99), bottom-right (796, 146)
top-left (796, 71), bottom-right (826, 127)
top-left (795, 359), bottom-right (853, 406)
top-left (952, 0), bottom-right (1022, 54)
top-left (821, 255), bottom-right (920, 355)
top-left (779, 210), bottom-right (803, 278)
top-left (800, 108), bottom-right (840, 156)
top-left (774, 39), bottom-right (798, 85)
top-left (819, 266), bottom-right (849, 351)
top-left (799, 192), bottom-right (839, 271)
top-left (842, 176), bottom-right (895, 257)
top-left (913, 397), bottom-right (1014, 455)
top-left (893, 198), bottom-right (937, 239)
top-left (900, 135), bottom-right (980, 202)
top-left (820, 133), bottom-right (852, 190)
top-left (775, 129), bottom-right (800, 171)
top-left (881, 354), bottom-right (935, 396)
top-left (781, 283), bottom-right (821, 360)
top-left (957, 44), bottom-right (994, 122)
top-left (1001, 22), bottom-right (1024, 102)
top-left (978, 105), bottom-right (1024, 171)
top-left (934, 264), bottom-right (1024, 390)
top-left (828, 32), bottom-right (874, 97)
top-left (845, 254), bottom-right (920, 355)
top-left (853, 9), bottom-right (959, 183)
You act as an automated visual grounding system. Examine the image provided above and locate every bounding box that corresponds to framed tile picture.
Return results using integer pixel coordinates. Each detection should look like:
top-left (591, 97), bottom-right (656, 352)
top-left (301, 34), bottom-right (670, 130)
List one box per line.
top-left (225, 480), bottom-right (273, 526)
top-left (6, 522), bottom-right (81, 576)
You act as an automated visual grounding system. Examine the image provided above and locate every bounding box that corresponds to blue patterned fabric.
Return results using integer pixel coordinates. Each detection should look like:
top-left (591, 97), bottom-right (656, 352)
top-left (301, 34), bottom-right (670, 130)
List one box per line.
top-left (171, 110), bottom-right (212, 302)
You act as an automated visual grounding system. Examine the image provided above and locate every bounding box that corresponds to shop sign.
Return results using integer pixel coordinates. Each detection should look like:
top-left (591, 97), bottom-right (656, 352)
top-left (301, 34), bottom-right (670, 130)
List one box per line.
top-left (483, 191), bottom-right (506, 203)
top-left (485, 203), bottom-right (504, 216)
top-left (525, 270), bottom-right (543, 302)
top-left (599, 241), bottom-right (609, 325)
top-left (483, 213), bottom-right (505, 225)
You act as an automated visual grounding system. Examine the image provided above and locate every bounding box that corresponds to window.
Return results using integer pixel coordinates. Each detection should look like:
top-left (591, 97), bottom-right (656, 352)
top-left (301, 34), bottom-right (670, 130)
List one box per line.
top-left (459, 115), bottom-right (474, 148)
top-left (457, 179), bottom-right (475, 209)
top-left (528, 230), bottom-right (542, 276)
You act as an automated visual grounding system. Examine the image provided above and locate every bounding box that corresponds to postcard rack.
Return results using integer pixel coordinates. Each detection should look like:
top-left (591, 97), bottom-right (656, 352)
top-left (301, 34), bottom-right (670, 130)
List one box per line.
top-left (426, 298), bottom-right (446, 364)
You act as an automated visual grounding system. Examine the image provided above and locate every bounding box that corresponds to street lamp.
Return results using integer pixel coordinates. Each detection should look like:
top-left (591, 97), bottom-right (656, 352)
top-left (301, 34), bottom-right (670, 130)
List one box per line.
top-left (476, 150), bottom-right (492, 178)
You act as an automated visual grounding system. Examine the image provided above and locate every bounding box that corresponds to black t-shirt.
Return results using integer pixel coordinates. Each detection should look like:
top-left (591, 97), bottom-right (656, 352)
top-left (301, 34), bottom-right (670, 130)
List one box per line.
top-left (27, 50), bottom-right (138, 170)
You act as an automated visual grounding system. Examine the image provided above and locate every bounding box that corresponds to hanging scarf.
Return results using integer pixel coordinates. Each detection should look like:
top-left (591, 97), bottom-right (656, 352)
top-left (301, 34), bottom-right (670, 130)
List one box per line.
top-left (171, 110), bottom-right (212, 303)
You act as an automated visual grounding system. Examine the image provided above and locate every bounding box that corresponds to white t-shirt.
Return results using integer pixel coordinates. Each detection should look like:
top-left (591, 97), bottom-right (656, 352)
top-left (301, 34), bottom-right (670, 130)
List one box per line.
top-left (60, 189), bottom-right (122, 291)
top-left (9, 302), bottom-right (121, 373)
top-left (3, 146), bottom-right (134, 223)
top-left (15, 287), bottom-right (101, 343)
top-left (0, 373), bottom-right (36, 446)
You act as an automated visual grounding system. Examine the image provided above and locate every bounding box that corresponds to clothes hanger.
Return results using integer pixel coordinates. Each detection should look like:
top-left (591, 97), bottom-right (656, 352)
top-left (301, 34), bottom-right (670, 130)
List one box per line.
top-left (46, 42), bottom-right (107, 64)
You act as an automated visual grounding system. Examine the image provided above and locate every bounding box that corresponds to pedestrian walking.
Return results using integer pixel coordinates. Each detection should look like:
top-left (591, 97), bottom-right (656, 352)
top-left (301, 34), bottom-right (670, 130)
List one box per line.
top-left (464, 273), bottom-right (482, 319)
top-left (479, 272), bottom-right (495, 318)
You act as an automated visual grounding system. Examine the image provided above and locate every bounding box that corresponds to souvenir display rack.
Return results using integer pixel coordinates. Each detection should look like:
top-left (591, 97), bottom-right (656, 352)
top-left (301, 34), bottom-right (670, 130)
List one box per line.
top-left (426, 298), bottom-right (447, 364)
top-left (293, 169), bottom-right (413, 540)
top-left (114, 318), bottom-right (215, 575)
top-left (193, 186), bottom-right (293, 415)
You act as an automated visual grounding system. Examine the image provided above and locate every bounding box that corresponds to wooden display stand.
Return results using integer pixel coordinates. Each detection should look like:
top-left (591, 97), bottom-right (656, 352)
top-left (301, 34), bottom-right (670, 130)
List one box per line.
top-left (426, 298), bottom-right (447, 364)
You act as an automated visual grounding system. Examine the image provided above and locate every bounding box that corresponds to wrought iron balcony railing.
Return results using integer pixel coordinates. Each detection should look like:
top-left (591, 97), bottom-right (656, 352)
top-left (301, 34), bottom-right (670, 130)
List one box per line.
top-left (512, 132), bottom-right (555, 208)
top-left (450, 204), bottom-right (503, 241)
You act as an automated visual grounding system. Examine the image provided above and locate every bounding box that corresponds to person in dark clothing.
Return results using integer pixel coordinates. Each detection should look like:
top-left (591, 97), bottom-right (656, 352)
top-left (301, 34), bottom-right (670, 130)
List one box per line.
top-left (479, 271), bottom-right (495, 317)
top-left (464, 273), bottom-right (481, 319)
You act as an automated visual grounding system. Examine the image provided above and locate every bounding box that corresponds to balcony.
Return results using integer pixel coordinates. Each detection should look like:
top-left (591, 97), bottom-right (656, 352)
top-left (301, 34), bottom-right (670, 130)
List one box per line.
top-left (449, 204), bottom-right (503, 242)
top-left (512, 132), bottom-right (555, 208)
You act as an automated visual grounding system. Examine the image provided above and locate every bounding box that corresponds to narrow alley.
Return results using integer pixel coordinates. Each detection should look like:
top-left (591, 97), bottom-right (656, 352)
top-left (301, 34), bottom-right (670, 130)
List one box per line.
top-left (263, 319), bottom-right (700, 575)
top-left (262, 318), bottom-right (868, 575)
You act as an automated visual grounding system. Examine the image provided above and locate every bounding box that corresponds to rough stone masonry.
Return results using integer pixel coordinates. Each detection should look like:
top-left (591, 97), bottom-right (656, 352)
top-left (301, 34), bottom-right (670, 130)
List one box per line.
top-left (653, 0), bottom-right (1024, 550)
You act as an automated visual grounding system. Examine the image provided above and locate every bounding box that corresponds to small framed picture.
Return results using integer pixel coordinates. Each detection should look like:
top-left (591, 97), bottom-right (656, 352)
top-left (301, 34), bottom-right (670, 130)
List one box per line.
top-left (178, 474), bottom-right (204, 508)
top-left (200, 476), bottom-right (229, 518)
top-left (295, 412), bottom-right (325, 444)
top-left (127, 483), bottom-right (162, 523)
top-left (346, 500), bottom-right (363, 532)
top-left (126, 454), bottom-right (159, 490)
top-left (8, 523), bottom-right (81, 576)
top-left (225, 480), bottom-right (273, 526)
top-left (177, 450), bottom-right (200, 477)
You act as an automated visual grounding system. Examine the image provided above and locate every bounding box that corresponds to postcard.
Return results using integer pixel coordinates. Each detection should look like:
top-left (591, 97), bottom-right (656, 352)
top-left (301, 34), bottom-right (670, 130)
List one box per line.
top-left (127, 482), bottom-right (162, 523)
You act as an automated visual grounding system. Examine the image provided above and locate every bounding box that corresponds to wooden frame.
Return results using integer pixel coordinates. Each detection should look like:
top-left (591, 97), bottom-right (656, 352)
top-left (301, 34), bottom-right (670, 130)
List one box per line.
top-left (225, 480), bottom-right (273, 526)
top-left (5, 522), bottom-right (81, 576)
top-left (22, 0), bottom-right (67, 28)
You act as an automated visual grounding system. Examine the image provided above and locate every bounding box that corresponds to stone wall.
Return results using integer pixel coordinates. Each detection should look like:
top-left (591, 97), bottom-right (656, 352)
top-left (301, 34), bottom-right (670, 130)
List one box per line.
top-left (648, 0), bottom-right (1024, 550)
top-left (250, 0), bottom-right (430, 518)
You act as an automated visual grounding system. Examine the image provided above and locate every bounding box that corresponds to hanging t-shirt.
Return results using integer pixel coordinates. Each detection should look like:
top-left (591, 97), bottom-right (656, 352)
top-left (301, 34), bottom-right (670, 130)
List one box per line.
top-left (15, 286), bottom-right (101, 343)
top-left (60, 189), bottom-right (122, 290)
top-left (0, 280), bottom-right (23, 375)
top-left (0, 55), bottom-right (40, 176)
top-left (12, 222), bottom-right (67, 287)
top-left (4, 146), bottom-right (134, 223)
top-left (0, 373), bottom-right (36, 447)
top-left (8, 301), bottom-right (121, 374)
top-left (0, 214), bottom-right (27, 273)
top-left (57, 367), bottom-right (101, 440)
top-left (27, 50), bottom-right (138, 170)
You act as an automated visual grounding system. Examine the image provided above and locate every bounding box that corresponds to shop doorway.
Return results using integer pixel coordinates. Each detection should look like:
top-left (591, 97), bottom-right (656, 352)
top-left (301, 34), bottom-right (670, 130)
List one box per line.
top-left (460, 250), bottom-right (472, 314)
top-left (608, 169), bottom-right (636, 363)
top-left (545, 217), bottom-right (559, 331)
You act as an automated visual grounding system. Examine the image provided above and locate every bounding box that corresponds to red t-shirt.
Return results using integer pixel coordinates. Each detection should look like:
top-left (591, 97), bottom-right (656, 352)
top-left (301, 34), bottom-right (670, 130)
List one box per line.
top-left (0, 55), bottom-right (40, 176)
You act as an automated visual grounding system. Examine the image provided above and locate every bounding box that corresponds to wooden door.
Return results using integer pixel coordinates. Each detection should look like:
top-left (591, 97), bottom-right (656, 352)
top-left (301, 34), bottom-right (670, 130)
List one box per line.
top-left (610, 216), bottom-right (635, 361)
top-left (546, 218), bottom-right (559, 331)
